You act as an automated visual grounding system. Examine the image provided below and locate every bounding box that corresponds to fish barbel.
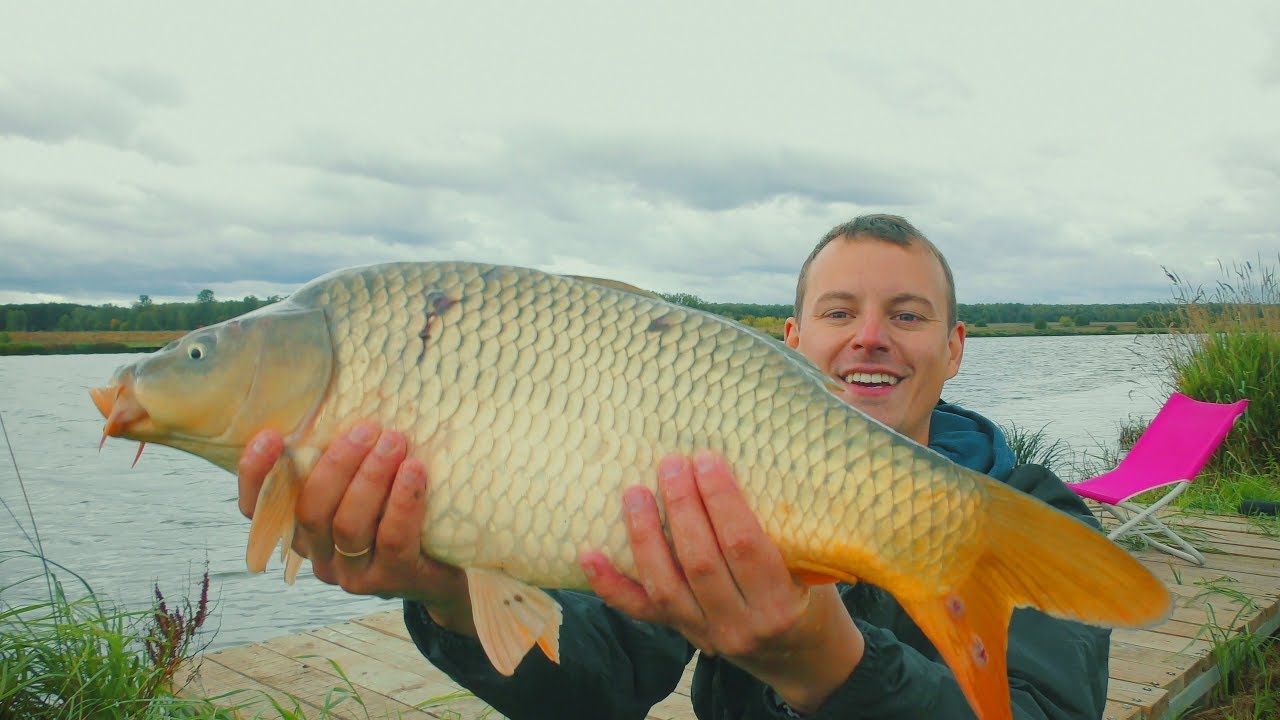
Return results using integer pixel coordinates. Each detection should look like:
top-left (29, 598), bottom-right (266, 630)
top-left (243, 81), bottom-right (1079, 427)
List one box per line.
top-left (90, 261), bottom-right (1171, 720)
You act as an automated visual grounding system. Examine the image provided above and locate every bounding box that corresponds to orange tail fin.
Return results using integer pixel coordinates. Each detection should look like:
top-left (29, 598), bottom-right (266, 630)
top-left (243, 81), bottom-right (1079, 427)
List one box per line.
top-left (899, 480), bottom-right (1172, 720)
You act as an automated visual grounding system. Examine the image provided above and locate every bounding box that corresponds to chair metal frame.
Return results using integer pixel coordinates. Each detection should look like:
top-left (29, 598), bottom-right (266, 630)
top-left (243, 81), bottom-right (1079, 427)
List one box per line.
top-left (1070, 392), bottom-right (1250, 566)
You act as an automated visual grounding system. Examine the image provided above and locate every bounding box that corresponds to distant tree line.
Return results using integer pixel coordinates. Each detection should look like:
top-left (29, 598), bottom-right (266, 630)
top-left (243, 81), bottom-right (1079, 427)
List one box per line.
top-left (657, 294), bottom-right (1181, 327)
top-left (0, 291), bottom-right (282, 332)
top-left (0, 290), bottom-right (1186, 334)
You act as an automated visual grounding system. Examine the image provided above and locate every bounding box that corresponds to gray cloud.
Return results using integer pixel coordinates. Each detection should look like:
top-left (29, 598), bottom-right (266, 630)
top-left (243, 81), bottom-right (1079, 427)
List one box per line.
top-left (0, 69), bottom-right (188, 163)
top-left (289, 129), bottom-right (926, 213)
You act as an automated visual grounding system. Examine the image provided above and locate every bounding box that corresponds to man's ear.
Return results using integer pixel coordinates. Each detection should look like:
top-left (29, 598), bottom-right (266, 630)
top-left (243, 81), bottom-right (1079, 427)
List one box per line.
top-left (946, 321), bottom-right (966, 379)
top-left (783, 317), bottom-right (800, 349)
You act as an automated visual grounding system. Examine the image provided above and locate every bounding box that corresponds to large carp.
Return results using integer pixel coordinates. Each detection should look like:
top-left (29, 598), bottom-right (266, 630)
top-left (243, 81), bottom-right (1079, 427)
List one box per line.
top-left (90, 261), bottom-right (1170, 720)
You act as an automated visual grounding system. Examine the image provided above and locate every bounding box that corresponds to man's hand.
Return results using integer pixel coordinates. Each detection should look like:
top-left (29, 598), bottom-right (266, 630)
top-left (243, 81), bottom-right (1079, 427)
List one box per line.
top-left (237, 423), bottom-right (476, 635)
top-left (579, 451), bottom-right (865, 714)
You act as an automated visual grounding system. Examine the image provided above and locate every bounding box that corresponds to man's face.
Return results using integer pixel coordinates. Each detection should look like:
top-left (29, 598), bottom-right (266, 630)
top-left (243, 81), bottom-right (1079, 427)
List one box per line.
top-left (784, 235), bottom-right (965, 445)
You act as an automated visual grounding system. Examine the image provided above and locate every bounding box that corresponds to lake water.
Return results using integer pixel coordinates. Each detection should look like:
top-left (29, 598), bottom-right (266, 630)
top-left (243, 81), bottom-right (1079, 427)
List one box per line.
top-left (0, 334), bottom-right (1172, 652)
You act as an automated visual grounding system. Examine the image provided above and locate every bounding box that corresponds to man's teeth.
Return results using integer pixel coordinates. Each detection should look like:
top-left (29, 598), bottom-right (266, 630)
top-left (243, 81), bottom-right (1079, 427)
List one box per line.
top-left (843, 372), bottom-right (900, 386)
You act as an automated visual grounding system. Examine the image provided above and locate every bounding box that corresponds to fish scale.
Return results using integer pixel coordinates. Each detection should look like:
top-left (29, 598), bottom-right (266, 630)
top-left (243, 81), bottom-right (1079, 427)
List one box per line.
top-left (91, 260), bottom-right (1173, 720)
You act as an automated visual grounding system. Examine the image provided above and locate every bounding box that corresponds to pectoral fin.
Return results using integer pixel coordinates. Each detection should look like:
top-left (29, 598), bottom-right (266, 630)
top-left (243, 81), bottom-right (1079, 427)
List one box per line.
top-left (246, 453), bottom-right (303, 582)
top-left (465, 567), bottom-right (563, 675)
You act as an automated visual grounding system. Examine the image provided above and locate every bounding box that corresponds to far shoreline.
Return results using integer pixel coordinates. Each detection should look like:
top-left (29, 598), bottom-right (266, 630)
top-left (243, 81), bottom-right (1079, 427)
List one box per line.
top-left (0, 324), bottom-right (1165, 356)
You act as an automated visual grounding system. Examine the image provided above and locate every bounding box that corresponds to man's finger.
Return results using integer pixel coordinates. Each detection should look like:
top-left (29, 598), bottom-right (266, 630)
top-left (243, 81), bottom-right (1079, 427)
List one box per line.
top-left (375, 458), bottom-right (429, 562)
top-left (331, 430), bottom-right (406, 563)
top-left (658, 454), bottom-right (746, 615)
top-left (579, 551), bottom-right (654, 620)
top-left (690, 450), bottom-right (791, 601)
top-left (295, 421), bottom-right (379, 534)
top-left (237, 429), bottom-right (282, 519)
top-left (621, 481), bottom-right (704, 623)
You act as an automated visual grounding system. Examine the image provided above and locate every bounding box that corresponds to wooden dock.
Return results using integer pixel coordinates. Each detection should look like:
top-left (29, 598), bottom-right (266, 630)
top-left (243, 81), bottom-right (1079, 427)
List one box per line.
top-left (177, 510), bottom-right (1280, 720)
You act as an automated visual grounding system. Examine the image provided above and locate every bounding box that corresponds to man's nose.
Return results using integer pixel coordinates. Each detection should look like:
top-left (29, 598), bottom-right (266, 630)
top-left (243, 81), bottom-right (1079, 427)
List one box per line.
top-left (849, 315), bottom-right (889, 351)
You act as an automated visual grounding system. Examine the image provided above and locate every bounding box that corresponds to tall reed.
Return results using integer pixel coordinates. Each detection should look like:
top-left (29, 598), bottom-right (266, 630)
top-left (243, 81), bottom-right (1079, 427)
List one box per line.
top-left (1156, 255), bottom-right (1280, 476)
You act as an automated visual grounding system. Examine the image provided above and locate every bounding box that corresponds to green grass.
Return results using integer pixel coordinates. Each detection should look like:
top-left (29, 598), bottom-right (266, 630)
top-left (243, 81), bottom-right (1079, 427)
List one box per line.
top-left (1156, 255), bottom-right (1280, 476)
top-left (0, 553), bottom-right (231, 719)
top-left (1183, 610), bottom-right (1280, 720)
top-left (999, 421), bottom-right (1072, 474)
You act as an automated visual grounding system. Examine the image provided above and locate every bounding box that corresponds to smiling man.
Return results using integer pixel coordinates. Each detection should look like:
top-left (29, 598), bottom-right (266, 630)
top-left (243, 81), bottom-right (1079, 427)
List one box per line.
top-left (784, 216), bottom-right (965, 447)
top-left (237, 214), bottom-right (1114, 719)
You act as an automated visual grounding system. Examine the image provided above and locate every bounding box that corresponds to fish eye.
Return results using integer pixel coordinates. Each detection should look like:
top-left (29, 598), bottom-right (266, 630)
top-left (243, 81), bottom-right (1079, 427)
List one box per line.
top-left (189, 344), bottom-right (207, 360)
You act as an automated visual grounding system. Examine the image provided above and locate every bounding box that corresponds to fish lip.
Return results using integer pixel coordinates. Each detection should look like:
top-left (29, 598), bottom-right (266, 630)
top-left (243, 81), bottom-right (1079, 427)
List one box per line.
top-left (89, 385), bottom-right (116, 418)
top-left (90, 372), bottom-right (152, 438)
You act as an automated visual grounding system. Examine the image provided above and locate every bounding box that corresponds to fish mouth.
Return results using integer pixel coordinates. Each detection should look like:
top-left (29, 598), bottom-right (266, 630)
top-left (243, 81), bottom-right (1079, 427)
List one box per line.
top-left (90, 374), bottom-right (151, 440)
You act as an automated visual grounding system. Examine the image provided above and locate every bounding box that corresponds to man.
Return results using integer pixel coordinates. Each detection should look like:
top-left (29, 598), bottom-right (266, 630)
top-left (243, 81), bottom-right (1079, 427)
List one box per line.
top-left (238, 214), bottom-right (1111, 718)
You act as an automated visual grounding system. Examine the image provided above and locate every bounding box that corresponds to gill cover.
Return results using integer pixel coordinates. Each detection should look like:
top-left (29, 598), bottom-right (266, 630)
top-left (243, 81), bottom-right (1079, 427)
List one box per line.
top-left (129, 307), bottom-right (333, 462)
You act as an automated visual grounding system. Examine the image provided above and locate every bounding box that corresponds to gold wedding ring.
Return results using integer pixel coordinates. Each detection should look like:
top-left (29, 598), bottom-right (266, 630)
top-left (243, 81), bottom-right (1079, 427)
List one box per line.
top-left (334, 543), bottom-right (372, 558)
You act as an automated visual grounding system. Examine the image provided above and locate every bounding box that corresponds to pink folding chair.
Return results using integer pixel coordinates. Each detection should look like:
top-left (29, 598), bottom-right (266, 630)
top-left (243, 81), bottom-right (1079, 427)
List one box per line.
top-left (1070, 392), bottom-right (1249, 565)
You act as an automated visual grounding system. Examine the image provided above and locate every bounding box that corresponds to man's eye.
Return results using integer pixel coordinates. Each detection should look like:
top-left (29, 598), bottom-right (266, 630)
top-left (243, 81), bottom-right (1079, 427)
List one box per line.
top-left (894, 313), bottom-right (924, 322)
top-left (826, 310), bottom-right (853, 320)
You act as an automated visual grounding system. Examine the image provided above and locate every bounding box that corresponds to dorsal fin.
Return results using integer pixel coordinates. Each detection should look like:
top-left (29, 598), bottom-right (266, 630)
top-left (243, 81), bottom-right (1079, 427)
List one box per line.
top-left (564, 275), bottom-right (662, 299)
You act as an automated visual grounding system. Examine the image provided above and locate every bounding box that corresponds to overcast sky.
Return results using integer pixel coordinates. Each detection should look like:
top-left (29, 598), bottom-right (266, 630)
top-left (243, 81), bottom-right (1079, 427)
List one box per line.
top-left (2, 2), bottom-right (1277, 309)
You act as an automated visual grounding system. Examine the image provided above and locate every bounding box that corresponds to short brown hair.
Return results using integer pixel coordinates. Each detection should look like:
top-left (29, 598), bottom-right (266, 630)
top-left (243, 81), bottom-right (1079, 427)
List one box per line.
top-left (793, 214), bottom-right (958, 327)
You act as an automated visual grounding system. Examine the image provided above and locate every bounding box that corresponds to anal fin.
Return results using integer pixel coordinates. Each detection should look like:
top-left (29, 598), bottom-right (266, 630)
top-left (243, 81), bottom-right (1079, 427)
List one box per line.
top-left (789, 560), bottom-right (857, 586)
top-left (466, 567), bottom-right (563, 675)
top-left (246, 453), bottom-right (302, 581)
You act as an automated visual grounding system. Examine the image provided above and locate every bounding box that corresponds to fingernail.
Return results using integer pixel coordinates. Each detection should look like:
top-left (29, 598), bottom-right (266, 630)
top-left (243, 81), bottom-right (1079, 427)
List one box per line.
top-left (658, 455), bottom-right (684, 479)
top-left (405, 461), bottom-right (427, 490)
top-left (349, 423), bottom-right (375, 445)
top-left (693, 451), bottom-right (716, 473)
top-left (250, 434), bottom-right (273, 455)
top-left (375, 433), bottom-right (398, 457)
top-left (624, 488), bottom-right (647, 513)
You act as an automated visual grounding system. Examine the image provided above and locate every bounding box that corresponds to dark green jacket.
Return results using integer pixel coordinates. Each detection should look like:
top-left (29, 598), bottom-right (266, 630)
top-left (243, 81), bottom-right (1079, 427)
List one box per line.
top-left (403, 403), bottom-right (1112, 719)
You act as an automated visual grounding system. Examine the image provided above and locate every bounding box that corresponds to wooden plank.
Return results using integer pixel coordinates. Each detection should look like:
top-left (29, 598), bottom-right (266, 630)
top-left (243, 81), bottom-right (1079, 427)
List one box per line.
top-left (1105, 677), bottom-right (1167, 717)
top-left (354, 609), bottom-right (417, 641)
top-left (205, 640), bottom-right (425, 719)
top-left (1142, 561), bottom-right (1280, 592)
top-left (313, 620), bottom-right (465, 685)
top-left (1102, 697), bottom-right (1144, 720)
top-left (1130, 549), bottom-right (1280, 579)
top-left (646, 692), bottom-right (697, 720)
top-left (199, 645), bottom-right (365, 719)
top-left (176, 655), bottom-right (327, 717)
top-left (264, 631), bottom-right (445, 716)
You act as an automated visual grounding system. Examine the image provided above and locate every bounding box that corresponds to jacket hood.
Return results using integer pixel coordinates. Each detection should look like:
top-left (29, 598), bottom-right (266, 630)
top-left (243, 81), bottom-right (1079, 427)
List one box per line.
top-left (928, 400), bottom-right (1016, 481)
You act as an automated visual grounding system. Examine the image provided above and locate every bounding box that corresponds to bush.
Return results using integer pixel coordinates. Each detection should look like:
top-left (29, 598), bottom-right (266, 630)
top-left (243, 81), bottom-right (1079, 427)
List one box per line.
top-left (1033, 318), bottom-right (1048, 330)
top-left (0, 331), bottom-right (9, 344)
top-left (1157, 255), bottom-right (1280, 474)
top-left (1105, 324), bottom-right (1118, 333)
